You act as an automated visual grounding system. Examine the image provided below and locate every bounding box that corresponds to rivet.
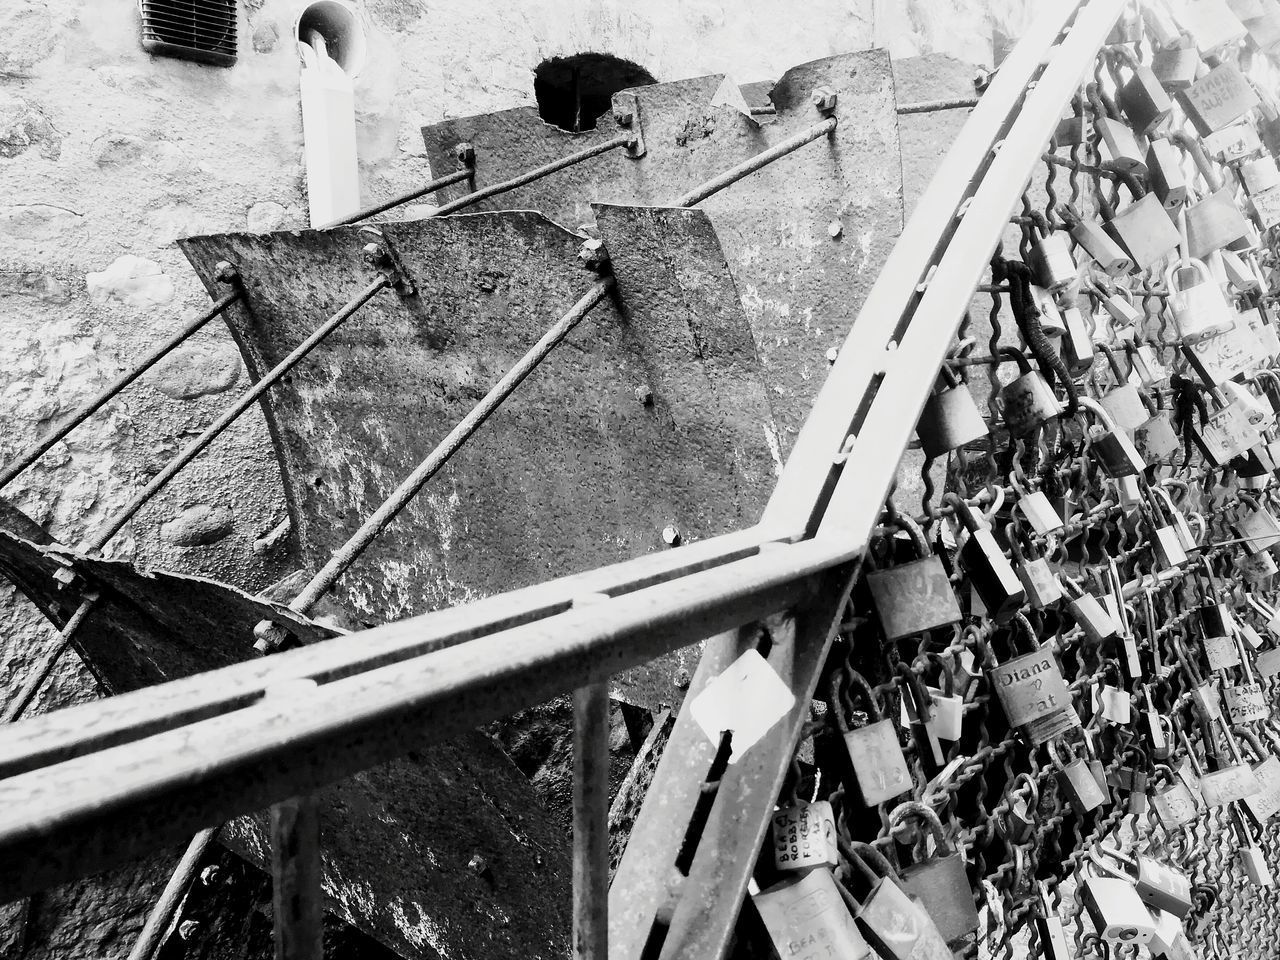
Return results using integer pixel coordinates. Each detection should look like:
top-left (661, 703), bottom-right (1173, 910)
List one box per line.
top-left (635, 384), bottom-right (654, 405)
top-left (662, 525), bottom-right (681, 546)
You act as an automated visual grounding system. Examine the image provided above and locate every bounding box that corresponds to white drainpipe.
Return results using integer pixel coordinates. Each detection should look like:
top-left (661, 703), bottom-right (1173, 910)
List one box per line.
top-left (295, 1), bottom-right (366, 227)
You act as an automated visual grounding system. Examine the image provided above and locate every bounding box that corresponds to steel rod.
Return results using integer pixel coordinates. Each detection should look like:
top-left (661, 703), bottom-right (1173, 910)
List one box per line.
top-left (897, 96), bottom-right (981, 115)
top-left (572, 678), bottom-right (610, 960)
top-left (429, 136), bottom-right (632, 218)
top-left (124, 828), bottom-right (217, 960)
top-left (324, 166), bottom-right (473, 227)
top-left (673, 116), bottom-right (838, 208)
top-left (0, 537), bottom-right (841, 899)
top-left (286, 278), bottom-right (614, 617)
top-left (1, 597), bottom-right (97, 724)
top-left (0, 291), bottom-right (241, 491)
top-left (84, 277), bottom-right (389, 552)
top-left (269, 680), bottom-right (324, 960)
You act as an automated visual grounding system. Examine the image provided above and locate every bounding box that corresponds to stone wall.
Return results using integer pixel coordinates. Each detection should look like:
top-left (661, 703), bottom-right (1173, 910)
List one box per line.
top-left (0, 0), bottom-right (1030, 956)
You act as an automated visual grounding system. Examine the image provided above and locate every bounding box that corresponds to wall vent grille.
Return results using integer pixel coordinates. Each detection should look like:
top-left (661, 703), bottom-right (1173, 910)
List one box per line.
top-left (140, 0), bottom-right (237, 67)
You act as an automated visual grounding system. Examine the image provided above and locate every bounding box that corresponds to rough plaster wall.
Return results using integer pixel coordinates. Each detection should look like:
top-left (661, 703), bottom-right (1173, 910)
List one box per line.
top-left (0, 0), bottom-right (1029, 956)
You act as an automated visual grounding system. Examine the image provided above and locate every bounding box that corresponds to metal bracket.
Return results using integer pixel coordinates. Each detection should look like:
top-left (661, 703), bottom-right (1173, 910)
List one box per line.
top-left (613, 92), bottom-right (646, 159)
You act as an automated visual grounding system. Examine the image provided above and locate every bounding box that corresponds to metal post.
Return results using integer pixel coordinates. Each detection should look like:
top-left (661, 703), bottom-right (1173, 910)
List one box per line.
top-left (277, 278), bottom-right (614, 624)
top-left (84, 276), bottom-right (389, 552)
top-left (672, 117), bottom-right (837, 208)
top-left (572, 595), bottom-right (611, 960)
top-left (0, 289), bottom-right (241, 492)
top-left (269, 679), bottom-right (324, 960)
top-left (322, 166), bottom-right (473, 228)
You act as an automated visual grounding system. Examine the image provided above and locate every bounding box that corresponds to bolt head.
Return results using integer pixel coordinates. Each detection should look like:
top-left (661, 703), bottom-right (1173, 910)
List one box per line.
top-left (810, 86), bottom-right (837, 113)
top-left (615, 104), bottom-right (635, 126)
top-left (634, 384), bottom-right (654, 406)
top-left (826, 346), bottom-right (839, 363)
top-left (455, 141), bottom-right (475, 165)
top-left (662, 525), bottom-right (681, 547)
top-left (199, 865), bottom-right (222, 886)
top-left (178, 920), bottom-right (200, 941)
top-left (468, 854), bottom-right (489, 875)
top-left (578, 237), bottom-right (609, 271)
top-left (674, 668), bottom-right (691, 690)
top-left (214, 261), bottom-right (238, 283)
top-left (362, 242), bottom-right (387, 267)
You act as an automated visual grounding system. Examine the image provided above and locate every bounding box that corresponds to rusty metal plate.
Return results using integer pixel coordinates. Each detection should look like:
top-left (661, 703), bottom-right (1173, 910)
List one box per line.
top-left (0, 512), bottom-right (574, 960)
top-left (178, 210), bottom-right (777, 706)
top-left (420, 51), bottom-right (903, 450)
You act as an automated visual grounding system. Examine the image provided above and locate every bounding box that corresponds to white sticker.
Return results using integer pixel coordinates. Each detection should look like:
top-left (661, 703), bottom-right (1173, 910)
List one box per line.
top-left (690, 649), bottom-right (796, 762)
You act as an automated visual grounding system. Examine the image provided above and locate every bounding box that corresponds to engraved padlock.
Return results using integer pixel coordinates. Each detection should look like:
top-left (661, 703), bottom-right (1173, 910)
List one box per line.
top-left (988, 613), bottom-right (1079, 746)
top-left (1178, 61), bottom-right (1260, 136)
top-left (1165, 256), bottom-right (1235, 343)
top-left (889, 802), bottom-right (979, 948)
top-left (1151, 762), bottom-right (1201, 829)
top-left (771, 797), bottom-right (839, 872)
top-left (1079, 396), bottom-right (1146, 478)
top-left (1241, 156), bottom-right (1280, 195)
top-left (998, 347), bottom-right (1062, 435)
top-left (1236, 727), bottom-right (1280, 823)
top-left (946, 492), bottom-right (1025, 623)
top-left (1223, 633), bottom-right (1269, 725)
top-left (1197, 715), bottom-right (1262, 807)
top-left (1091, 845), bottom-right (1193, 920)
top-left (754, 866), bottom-right (871, 960)
top-left (864, 514), bottom-right (961, 641)
top-left (1234, 490), bottom-right (1280, 554)
top-left (830, 669), bottom-right (912, 808)
top-left (915, 360), bottom-right (988, 459)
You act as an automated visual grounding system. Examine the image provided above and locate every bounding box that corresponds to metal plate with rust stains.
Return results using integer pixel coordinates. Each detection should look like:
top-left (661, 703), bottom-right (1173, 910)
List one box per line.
top-left (420, 51), bottom-right (903, 450)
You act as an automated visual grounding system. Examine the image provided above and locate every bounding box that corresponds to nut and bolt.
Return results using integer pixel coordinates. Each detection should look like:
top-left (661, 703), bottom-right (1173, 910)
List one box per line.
top-left (634, 384), bottom-right (654, 406)
top-left (810, 86), bottom-right (838, 114)
top-left (199, 865), bottom-right (222, 886)
top-left (214, 261), bottom-right (239, 283)
top-left (662, 525), bottom-right (682, 547)
top-left (579, 237), bottom-right (609, 271)
top-left (826, 346), bottom-right (839, 363)
top-left (615, 103), bottom-right (635, 126)
top-left (178, 920), bottom-right (201, 941)
top-left (362, 242), bottom-right (388, 267)
top-left (467, 854), bottom-right (490, 876)
top-left (455, 141), bottom-right (476, 165)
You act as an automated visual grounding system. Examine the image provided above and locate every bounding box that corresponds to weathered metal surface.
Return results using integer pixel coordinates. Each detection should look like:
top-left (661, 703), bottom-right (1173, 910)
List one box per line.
top-left (178, 210), bottom-right (777, 710)
top-left (420, 51), bottom-right (903, 452)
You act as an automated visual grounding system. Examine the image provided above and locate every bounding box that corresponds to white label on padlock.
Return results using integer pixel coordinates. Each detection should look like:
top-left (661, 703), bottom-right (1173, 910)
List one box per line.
top-left (1201, 403), bottom-right (1262, 462)
top-left (690, 649), bottom-right (796, 762)
top-left (1204, 121), bottom-right (1260, 162)
top-left (1253, 185), bottom-right (1280, 228)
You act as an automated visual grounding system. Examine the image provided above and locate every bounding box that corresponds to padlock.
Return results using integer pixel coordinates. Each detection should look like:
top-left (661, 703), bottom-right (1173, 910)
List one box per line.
top-left (1103, 174), bottom-right (1181, 271)
top-left (1108, 747), bottom-right (1150, 817)
top-left (1181, 316), bottom-right (1261, 386)
top-left (1152, 43), bottom-right (1202, 91)
top-left (1011, 469), bottom-right (1062, 535)
top-left (1129, 340), bottom-right (1169, 387)
top-left (987, 613), bottom-right (1079, 745)
top-left (897, 664), bottom-right (944, 776)
top-left (1186, 188), bottom-right (1251, 259)
top-left (1249, 181), bottom-right (1280, 227)
top-left (1009, 527), bottom-right (1063, 609)
top-left (1155, 484), bottom-right (1201, 556)
top-left (1232, 805), bottom-right (1275, 886)
top-left (1090, 83), bottom-right (1146, 175)
top-left (1061, 203), bottom-right (1132, 276)
top-left (1144, 486), bottom-right (1189, 569)
top-left (830, 670), bottom-right (912, 807)
top-left (1099, 283), bottom-right (1143, 329)
top-left (945, 492), bottom-right (1025, 623)
top-left (889, 802), bottom-right (979, 948)
top-left (1165, 257), bottom-right (1235, 342)
top-left (1028, 282), bottom-right (1066, 338)
top-left (1203, 119), bottom-right (1261, 162)
top-left (1241, 156), bottom-right (1280, 194)
top-left (1101, 557), bottom-right (1143, 682)
top-left (1149, 908), bottom-right (1194, 959)
top-left (1062, 574), bottom-right (1120, 644)
top-left (1148, 137), bottom-right (1189, 211)
top-left (1142, 685), bottom-right (1172, 761)
top-left (1116, 47), bottom-right (1173, 134)
top-left (1079, 865), bottom-right (1157, 946)
top-left (1028, 222), bottom-right (1077, 292)
top-left (1245, 2), bottom-right (1280, 50)
top-left (1098, 343), bottom-right (1149, 431)
top-left (864, 515), bottom-right (961, 641)
top-left (771, 798), bottom-right (839, 871)
top-left (1234, 490), bottom-right (1280, 553)
top-left (1151, 763), bottom-right (1201, 829)
top-left (842, 842), bottom-right (952, 960)
top-left (1032, 881), bottom-right (1073, 960)
top-left (1051, 735), bottom-right (1108, 815)
top-left (1058, 300), bottom-right (1095, 375)
top-left (754, 866), bottom-right (871, 960)
top-left (915, 361), bottom-right (988, 458)
top-left (1224, 640), bottom-right (1268, 723)
top-left (1091, 845), bottom-right (1194, 919)
top-left (1224, 379), bottom-right (1273, 427)
top-left (1079, 396), bottom-right (1146, 477)
top-left (1178, 61), bottom-right (1260, 136)
top-left (1174, 0), bottom-right (1247, 54)
top-left (1094, 661), bottom-right (1132, 725)
top-left (997, 347), bottom-right (1062, 435)
top-left (1221, 249), bottom-right (1262, 293)
top-left (911, 654), bottom-right (964, 742)
top-left (1236, 727), bottom-right (1280, 822)
top-left (1198, 716), bottom-right (1262, 806)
